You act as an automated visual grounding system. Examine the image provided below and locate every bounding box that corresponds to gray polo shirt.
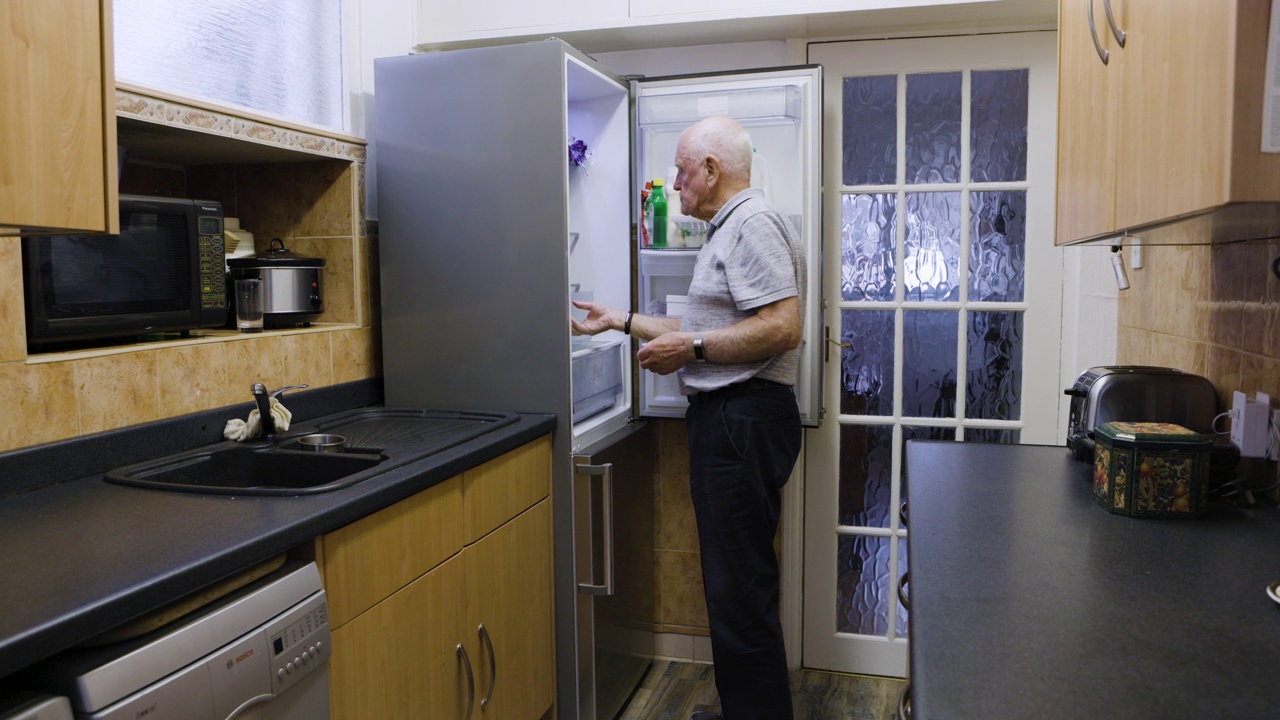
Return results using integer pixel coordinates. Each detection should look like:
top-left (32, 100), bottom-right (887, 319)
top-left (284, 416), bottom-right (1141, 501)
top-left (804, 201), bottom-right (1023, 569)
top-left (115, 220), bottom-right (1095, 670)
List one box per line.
top-left (678, 188), bottom-right (805, 394)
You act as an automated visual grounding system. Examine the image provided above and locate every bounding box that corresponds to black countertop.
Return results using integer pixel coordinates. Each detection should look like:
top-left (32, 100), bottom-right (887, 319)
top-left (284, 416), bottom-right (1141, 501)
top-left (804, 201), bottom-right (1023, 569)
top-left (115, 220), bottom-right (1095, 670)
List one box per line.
top-left (0, 381), bottom-right (556, 681)
top-left (905, 441), bottom-right (1280, 720)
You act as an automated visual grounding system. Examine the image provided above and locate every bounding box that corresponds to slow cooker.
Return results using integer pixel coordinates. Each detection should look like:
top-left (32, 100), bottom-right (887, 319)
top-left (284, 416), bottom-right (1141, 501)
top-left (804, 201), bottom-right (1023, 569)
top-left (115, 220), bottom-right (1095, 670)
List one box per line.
top-left (227, 238), bottom-right (325, 328)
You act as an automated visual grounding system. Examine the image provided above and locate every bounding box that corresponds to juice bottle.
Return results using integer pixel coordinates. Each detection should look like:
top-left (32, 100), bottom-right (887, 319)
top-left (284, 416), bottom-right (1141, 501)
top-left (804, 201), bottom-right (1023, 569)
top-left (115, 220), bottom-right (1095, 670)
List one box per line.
top-left (651, 179), bottom-right (668, 248)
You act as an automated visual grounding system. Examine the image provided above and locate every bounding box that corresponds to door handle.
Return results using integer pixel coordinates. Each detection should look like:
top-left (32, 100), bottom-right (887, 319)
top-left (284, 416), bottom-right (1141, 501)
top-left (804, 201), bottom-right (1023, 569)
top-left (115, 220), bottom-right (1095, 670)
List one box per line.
top-left (457, 643), bottom-right (475, 720)
top-left (824, 325), bottom-right (850, 362)
top-left (1087, 0), bottom-right (1109, 65)
top-left (1102, 0), bottom-right (1126, 47)
top-left (478, 624), bottom-right (496, 710)
top-left (576, 462), bottom-right (615, 596)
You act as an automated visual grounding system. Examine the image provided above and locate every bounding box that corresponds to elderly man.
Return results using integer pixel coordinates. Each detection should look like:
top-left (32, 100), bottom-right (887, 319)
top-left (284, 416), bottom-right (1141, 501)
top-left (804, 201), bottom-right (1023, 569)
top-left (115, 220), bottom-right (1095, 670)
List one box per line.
top-left (573, 115), bottom-right (804, 720)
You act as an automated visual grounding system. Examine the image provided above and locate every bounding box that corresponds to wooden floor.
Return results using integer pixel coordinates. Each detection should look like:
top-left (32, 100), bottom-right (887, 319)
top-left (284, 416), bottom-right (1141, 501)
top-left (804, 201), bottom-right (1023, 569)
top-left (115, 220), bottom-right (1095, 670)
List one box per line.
top-left (617, 659), bottom-right (907, 720)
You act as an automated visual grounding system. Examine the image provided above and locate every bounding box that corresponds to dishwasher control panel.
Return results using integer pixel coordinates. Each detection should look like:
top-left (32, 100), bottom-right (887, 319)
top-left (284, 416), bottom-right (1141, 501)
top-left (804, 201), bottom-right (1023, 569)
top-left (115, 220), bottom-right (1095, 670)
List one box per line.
top-left (264, 592), bottom-right (331, 695)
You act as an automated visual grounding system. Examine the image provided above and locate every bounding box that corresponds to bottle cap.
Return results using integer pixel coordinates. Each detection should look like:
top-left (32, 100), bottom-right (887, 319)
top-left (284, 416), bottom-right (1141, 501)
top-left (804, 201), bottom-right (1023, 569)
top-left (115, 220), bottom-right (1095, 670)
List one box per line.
top-left (653, 178), bottom-right (664, 187)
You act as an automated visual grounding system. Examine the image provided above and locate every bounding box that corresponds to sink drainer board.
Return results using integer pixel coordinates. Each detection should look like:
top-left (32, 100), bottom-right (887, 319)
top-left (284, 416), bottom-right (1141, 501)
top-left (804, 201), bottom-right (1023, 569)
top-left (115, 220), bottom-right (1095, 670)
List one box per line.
top-left (104, 408), bottom-right (519, 496)
top-left (304, 408), bottom-right (518, 451)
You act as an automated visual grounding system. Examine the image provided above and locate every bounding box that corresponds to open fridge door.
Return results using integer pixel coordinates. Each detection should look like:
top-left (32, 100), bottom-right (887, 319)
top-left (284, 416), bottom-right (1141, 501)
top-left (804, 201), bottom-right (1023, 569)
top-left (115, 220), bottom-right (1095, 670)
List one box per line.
top-left (632, 66), bottom-right (824, 426)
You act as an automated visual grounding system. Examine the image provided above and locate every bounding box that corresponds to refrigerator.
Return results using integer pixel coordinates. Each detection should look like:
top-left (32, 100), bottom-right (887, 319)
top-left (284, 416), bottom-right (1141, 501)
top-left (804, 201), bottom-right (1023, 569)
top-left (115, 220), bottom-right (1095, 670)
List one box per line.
top-left (374, 39), bottom-right (821, 720)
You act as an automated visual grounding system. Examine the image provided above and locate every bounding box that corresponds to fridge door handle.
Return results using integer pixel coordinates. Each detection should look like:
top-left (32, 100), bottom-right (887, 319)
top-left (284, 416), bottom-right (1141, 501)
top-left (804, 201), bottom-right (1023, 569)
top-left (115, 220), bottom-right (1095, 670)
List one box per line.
top-left (576, 462), bottom-right (615, 596)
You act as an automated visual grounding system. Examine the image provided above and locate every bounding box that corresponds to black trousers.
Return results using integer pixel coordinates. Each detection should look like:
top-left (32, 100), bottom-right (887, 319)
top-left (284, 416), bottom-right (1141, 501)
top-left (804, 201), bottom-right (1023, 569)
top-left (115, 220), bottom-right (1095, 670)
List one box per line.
top-left (686, 379), bottom-right (802, 720)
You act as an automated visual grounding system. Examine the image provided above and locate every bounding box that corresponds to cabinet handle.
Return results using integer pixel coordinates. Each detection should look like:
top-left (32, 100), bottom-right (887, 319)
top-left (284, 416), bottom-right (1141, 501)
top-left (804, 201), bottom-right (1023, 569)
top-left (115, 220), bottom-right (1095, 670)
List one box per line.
top-left (1102, 0), bottom-right (1126, 48)
top-left (1087, 0), bottom-right (1110, 65)
top-left (479, 624), bottom-right (497, 710)
top-left (457, 643), bottom-right (475, 720)
top-left (576, 463), bottom-right (615, 596)
top-left (898, 572), bottom-right (910, 612)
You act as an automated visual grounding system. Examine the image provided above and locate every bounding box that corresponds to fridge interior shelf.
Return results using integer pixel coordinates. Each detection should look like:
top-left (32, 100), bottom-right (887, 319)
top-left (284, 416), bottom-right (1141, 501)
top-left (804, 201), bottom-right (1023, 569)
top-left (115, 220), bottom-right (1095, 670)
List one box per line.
top-left (637, 85), bottom-right (801, 128)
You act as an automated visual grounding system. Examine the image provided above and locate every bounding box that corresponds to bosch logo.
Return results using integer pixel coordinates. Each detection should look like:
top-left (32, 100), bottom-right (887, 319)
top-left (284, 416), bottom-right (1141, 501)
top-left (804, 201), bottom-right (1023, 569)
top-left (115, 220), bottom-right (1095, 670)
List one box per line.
top-left (236, 648), bottom-right (255, 664)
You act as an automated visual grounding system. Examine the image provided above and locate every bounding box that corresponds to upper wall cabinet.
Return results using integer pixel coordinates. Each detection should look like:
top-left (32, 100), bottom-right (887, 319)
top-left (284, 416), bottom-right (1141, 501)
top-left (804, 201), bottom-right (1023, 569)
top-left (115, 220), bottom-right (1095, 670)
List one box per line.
top-left (1055, 0), bottom-right (1280, 245)
top-left (0, 0), bottom-right (118, 235)
top-left (413, 0), bottom-right (1058, 52)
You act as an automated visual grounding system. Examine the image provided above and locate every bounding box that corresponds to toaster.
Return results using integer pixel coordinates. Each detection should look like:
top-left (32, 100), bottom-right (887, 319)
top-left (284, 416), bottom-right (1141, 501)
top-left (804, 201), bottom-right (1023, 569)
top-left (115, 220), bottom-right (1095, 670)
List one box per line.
top-left (1064, 366), bottom-right (1218, 462)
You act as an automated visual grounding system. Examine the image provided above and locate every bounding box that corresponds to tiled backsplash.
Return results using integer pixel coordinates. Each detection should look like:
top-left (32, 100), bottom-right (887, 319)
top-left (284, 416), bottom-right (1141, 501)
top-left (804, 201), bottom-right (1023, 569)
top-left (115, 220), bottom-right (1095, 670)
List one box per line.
top-left (1117, 237), bottom-right (1280, 492)
top-left (654, 420), bottom-right (709, 636)
top-left (1117, 240), bottom-right (1280, 407)
top-left (0, 89), bottom-right (381, 455)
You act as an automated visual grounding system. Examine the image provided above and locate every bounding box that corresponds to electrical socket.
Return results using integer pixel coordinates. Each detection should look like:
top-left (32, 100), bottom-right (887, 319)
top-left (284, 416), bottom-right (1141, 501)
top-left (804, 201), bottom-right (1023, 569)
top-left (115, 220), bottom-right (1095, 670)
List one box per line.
top-left (1230, 390), bottom-right (1271, 458)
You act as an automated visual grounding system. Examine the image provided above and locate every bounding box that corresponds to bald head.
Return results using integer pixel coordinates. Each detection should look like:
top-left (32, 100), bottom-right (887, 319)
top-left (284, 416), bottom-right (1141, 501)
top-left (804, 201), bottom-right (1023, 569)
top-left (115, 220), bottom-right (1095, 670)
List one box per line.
top-left (679, 116), bottom-right (753, 182)
top-left (672, 116), bottom-right (754, 220)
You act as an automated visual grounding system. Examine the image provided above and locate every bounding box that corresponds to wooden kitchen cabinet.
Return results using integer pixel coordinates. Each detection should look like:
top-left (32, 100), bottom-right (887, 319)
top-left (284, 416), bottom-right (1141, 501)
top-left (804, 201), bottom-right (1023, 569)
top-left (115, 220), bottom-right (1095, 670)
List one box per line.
top-left (0, 0), bottom-right (118, 235)
top-left (1055, 0), bottom-right (1280, 245)
top-left (321, 436), bottom-right (554, 720)
top-left (465, 499), bottom-right (555, 720)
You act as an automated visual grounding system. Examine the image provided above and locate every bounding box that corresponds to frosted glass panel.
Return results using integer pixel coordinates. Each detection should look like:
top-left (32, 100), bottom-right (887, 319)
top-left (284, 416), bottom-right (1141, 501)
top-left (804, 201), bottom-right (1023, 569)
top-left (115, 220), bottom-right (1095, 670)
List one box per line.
top-left (842, 76), bottom-right (897, 186)
top-left (971, 69), bottom-right (1029, 182)
top-left (841, 310), bottom-right (895, 416)
top-left (837, 534), bottom-right (892, 635)
top-left (841, 193), bottom-right (897, 302)
top-left (903, 310), bottom-right (957, 418)
top-left (115, 0), bottom-right (345, 130)
top-left (838, 424), bottom-right (894, 528)
top-left (970, 191), bottom-right (1027, 302)
top-left (897, 537), bottom-right (909, 638)
top-left (904, 192), bottom-right (961, 302)
top-left (906, 73), bottom-right (961, 184)
top-left (967, 311), bottom-right (1024, 420)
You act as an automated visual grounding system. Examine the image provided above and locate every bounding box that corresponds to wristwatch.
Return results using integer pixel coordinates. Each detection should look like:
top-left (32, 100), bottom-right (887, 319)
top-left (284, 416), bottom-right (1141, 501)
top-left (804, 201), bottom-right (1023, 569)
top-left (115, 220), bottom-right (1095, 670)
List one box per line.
top-left (693, 334), bottom-right (706, 362)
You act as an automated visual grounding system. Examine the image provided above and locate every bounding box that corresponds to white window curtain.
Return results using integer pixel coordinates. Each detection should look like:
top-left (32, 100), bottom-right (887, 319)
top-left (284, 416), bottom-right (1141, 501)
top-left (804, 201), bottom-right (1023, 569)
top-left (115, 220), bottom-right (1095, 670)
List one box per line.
top-left (114, 0), bottom-right (345, 131)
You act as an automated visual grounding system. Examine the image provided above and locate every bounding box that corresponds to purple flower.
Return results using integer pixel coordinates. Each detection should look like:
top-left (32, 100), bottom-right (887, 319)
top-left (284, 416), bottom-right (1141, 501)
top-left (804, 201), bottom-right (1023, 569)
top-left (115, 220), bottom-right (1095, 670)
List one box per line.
top-left (568, 137), bottom-right (590, 166)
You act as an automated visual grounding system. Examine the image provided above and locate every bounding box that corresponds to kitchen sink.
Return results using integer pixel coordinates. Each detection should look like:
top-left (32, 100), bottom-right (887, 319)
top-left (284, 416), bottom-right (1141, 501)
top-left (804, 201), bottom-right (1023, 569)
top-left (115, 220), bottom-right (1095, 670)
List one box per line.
top-left (105, 407), bottom-right (519, 496)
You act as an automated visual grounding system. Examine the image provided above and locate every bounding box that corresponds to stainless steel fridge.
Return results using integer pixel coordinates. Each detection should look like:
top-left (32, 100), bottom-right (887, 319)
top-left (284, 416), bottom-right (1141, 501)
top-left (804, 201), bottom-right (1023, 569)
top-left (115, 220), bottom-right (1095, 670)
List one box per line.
top-left (374, 39), bottom-right (821, 719)
top-left (573, 421), bottom-right (655, 720)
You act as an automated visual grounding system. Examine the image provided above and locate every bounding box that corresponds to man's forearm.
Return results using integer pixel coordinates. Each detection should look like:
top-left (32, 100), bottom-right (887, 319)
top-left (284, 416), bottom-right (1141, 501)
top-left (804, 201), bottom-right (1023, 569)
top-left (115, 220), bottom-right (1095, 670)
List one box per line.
top-left (629, 313), bottom-right (682, 341)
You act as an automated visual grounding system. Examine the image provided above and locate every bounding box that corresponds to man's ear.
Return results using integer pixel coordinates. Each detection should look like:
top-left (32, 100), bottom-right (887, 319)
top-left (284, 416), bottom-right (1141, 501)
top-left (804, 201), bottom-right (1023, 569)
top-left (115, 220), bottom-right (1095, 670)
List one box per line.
top-left (703, 155), bottom-right (720, 185)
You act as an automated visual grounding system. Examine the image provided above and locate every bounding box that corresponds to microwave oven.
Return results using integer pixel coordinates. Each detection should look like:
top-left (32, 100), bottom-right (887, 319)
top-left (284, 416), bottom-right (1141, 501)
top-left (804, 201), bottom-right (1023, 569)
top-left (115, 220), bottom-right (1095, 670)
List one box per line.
top-left (22, 195), bottom-right (228, 349)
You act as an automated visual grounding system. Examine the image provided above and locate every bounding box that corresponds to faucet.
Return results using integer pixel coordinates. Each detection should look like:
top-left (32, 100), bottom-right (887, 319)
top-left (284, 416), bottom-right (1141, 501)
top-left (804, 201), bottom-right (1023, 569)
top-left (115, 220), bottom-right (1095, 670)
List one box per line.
top-left (251, 383), bottom-right (308, 438)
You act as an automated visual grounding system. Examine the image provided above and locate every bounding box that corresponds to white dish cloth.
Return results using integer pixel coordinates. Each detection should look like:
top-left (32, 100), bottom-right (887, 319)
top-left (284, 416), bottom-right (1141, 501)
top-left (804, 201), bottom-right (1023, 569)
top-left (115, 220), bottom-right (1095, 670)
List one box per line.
top-left (223, 398), bottom-right (293, 441)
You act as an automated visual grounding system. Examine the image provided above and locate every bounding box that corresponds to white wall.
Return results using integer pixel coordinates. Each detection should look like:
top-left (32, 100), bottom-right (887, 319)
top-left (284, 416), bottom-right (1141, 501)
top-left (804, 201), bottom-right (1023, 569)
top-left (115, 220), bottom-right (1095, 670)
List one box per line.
top-left (1058, 244), bottom-right (1120, 427)
top-left (353, 0), bottom-right (416, 220)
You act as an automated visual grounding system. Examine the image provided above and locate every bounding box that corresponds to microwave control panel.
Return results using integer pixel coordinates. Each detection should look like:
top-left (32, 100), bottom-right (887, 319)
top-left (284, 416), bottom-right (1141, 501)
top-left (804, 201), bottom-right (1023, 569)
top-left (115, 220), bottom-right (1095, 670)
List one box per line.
top-left (196, 204), bottom-right (226, 310)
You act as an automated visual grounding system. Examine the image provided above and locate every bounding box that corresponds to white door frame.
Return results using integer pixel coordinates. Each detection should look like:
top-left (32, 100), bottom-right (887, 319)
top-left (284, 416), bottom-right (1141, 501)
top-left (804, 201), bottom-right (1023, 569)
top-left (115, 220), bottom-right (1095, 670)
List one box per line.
top-left (792, 30), bottom-right (1061, 677)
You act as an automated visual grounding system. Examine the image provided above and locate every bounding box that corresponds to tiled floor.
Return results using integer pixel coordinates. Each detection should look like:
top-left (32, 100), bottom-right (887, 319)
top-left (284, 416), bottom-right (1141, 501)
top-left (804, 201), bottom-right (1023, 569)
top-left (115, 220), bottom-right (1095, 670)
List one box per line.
top-left (617, 659), bottom-right (907, 720)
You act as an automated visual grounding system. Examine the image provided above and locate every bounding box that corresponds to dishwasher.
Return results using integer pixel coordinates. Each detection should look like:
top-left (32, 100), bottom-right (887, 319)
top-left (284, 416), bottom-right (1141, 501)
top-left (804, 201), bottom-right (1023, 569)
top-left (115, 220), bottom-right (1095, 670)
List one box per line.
top-left (22, 560), bottom-right (330, 720)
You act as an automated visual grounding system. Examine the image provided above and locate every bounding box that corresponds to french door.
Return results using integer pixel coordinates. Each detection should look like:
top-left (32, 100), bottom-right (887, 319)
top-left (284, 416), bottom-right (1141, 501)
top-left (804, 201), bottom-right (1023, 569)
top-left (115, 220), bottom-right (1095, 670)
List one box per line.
top-left (802, 32), bottom-right (1062, 676)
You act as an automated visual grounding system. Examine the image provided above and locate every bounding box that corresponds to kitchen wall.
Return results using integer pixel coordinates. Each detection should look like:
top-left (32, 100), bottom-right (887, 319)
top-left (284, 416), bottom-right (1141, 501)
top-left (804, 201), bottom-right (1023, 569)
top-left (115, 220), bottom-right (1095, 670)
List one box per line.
top-left (1118, 239), bottom-right (1280, 401)
top-left (1117, 236), bottom-right (1280, 490)
top-left (0, 94), bottom-right (381, 456)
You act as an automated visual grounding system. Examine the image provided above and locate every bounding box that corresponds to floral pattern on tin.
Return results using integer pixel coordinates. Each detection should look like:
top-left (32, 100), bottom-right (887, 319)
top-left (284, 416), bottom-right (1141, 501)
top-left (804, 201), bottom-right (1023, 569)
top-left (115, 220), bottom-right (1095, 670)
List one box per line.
top-left (1112, 451), bottom-right (1129, 511)
top-left (1135, 454), bottom-right (1196, 513)
top-left (1093, 446), bottom-right (1111, 501)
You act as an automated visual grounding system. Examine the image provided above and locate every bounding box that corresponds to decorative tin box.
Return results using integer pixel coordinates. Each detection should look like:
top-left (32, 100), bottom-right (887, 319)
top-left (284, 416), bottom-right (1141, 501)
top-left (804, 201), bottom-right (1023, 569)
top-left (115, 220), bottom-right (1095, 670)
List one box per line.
top-left (1091, 422), bottom-right (1211, 518)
